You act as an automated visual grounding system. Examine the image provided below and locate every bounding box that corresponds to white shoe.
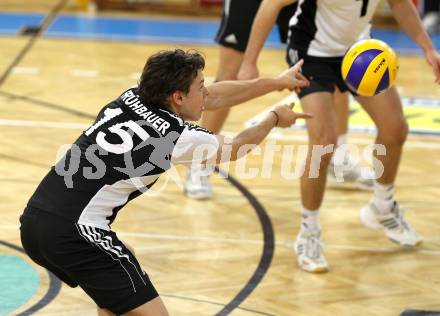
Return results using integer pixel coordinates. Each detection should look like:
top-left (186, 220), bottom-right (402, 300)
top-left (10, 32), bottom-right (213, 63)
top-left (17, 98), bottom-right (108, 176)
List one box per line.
top-left (184, 167), bottom-right (213, 200)
top-left (294, 230), bottom-right (329, 273)
top-left (327, 155), bottom-right (374, 191)
top-left (360, 201), bottom-right (423, 247)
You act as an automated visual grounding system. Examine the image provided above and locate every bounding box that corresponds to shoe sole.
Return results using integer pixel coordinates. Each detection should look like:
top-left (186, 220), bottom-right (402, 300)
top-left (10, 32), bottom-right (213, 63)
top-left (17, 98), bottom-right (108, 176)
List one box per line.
top-left (326, 176), bottom-right (373, 191)
top-left (300, 265), bottom-right (329, 273)
top-left (388, 237), bottom-right (423, 248)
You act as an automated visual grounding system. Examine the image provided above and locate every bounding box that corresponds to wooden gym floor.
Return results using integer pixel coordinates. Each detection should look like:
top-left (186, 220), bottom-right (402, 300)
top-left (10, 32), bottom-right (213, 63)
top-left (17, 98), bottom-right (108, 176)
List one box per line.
top-left (1, 1), bottom-right (440, 315)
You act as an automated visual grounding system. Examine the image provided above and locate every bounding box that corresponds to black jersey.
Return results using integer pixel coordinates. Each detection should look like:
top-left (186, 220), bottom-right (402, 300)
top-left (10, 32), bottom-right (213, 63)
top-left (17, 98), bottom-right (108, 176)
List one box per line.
top-left (27, 87), bottom-right (218, 230)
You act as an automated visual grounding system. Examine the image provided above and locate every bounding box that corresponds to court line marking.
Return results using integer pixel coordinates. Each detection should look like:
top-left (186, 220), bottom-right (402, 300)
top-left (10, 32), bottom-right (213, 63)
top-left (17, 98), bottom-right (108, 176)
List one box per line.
top-left (7, 68), bottom-right (213, 82)
top-left (130, 72), bottom-right (141, 79)
top-left (2, 224), bottom-right (438, 255)
top-left (0, 90), bottom-right (96, 119)
top-left (117, 231), bottom-right (440, 255)
top-left (213, 166), bottom-right (274, 316)
top-left (70, 69), bottom-right (98, 77)
top-left (0, 118), bottom-right (439, 149)
top-left (0, 119), bottom-right (89, 129)
top-left (12, 67), bottom-right (40, 75)
top-left (0, 0), bottom-right (68, 87)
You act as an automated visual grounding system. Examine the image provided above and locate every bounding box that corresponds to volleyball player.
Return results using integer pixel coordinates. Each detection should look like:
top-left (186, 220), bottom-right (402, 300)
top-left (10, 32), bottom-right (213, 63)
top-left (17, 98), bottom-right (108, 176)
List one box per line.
top-left (19, 49), bottom-right (310, 315)
top-left (184, 0), bottom-right (372, 200)
top-left (239, 0), bottom-right (440, 273)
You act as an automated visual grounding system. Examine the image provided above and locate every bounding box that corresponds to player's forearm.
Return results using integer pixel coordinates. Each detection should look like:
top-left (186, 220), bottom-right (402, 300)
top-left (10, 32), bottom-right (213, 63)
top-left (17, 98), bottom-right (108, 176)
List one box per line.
top-left (205, 78), bottom-right (283, 110)
top-left (389, 0), bottom-right (435, 53)
top-left (217, 113), bottom-right (277, 163)
top-left (242, 0), bottom-right (288, 64)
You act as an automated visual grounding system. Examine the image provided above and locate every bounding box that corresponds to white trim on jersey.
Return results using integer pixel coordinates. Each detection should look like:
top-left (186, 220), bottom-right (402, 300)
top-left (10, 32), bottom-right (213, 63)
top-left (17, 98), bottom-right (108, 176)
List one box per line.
top-left (224, 0), bottom-right (232, 17)
top-left (158, 107), bottom-right (184, 126)
top-left (77, 175), bottom-right (160, 230)
top-left (171, 125), bottom-right (219, 166)
top-left (216, 0), bottom-right (233, 42)
top-left (289, 0), bottom-right (304, 32)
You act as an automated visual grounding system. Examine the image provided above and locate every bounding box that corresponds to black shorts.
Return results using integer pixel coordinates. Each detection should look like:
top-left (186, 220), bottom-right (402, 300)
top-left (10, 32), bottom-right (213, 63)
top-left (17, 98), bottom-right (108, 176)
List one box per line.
top-left (19, 207), bottom-right (158, 315)
top-left (286, 47), bottom-right (355, 98)
top-left (215, 0), bottom-right (298, 52)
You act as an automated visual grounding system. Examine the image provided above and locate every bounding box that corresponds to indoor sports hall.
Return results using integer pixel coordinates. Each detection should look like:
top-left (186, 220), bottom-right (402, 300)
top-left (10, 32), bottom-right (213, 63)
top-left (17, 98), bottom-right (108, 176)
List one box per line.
top-left (0, 0), bottom-right (439, 315)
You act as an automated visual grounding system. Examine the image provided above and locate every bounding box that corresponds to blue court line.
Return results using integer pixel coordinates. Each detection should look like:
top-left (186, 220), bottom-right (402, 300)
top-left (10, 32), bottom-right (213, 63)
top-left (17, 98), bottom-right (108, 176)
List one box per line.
top-left (47, 14), bottom-right (225, 45)
top-left (1, 12), bottom-right (439, 54)
top-left (0, 12), bottom-right (284, 47)
top-left (0, 13), bottom-right (44, 35)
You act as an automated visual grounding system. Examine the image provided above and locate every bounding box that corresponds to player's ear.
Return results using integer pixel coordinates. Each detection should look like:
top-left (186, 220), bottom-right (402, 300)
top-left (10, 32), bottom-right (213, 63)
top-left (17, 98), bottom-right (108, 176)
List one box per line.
top-left (171, 91), bottom-right (184, 107)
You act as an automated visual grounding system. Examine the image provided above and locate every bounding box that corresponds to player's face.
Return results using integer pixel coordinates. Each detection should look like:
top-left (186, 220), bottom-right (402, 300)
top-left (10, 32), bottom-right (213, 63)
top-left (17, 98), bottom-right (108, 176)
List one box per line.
top-left (180, 70), bottom-right (208, 121)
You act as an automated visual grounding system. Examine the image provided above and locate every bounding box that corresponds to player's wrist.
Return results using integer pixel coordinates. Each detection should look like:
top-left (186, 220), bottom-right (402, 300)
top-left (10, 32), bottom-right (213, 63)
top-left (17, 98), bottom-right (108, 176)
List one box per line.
top-left (268, 110), bottom-right (279, 127)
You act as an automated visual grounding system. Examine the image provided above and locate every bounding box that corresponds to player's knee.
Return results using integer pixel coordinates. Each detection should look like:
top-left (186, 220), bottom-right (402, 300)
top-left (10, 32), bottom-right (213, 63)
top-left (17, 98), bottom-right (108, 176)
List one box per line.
top-left (379, 120), bottom-right (408, 145)
top-left (307, 134), bottom-right (336, 169)
top-left (309, 129), bottom-right (338, 149)
top-left (308, 133), bottom-right (337, 166)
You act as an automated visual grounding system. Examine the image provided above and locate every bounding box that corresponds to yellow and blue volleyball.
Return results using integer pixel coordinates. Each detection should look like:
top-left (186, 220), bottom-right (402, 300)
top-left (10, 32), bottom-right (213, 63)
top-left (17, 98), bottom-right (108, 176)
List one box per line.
top-left (341, 39), bottom-right (398, 96)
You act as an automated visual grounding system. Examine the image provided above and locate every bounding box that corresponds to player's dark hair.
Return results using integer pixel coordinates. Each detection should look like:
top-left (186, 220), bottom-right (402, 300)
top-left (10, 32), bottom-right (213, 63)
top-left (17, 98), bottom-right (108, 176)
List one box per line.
top-left (138, 49), bottom-right (205, 108)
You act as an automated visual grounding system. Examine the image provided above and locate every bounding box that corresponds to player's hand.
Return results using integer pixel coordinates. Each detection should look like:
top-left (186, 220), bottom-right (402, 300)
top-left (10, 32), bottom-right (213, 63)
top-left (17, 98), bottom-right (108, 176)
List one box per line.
top-left (271, 102), bottom-right (312, 128)
top-left (275, 59), bottom-right (310, 92)
top-left (425, 49), bottom-right (440, 84)
top-left (237, 61), bottom-right (259, 80)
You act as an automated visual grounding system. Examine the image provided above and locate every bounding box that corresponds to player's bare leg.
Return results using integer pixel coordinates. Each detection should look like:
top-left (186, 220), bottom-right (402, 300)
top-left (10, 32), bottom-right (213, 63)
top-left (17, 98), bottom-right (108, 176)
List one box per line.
top-left (333, 87), bottom-right (349, 137)
top-left (357, 86), bottom-right (422, 246)
top-left (301, 92), bottom-right (338, 210)
top-left (199, 46), bottom-right (243, 133)
top-left (124, 297), bottom-right (169, 316)
top-left (327, 88), bottom-right (374, 190)
top-left (98, 308), bottom-right (114, 316)
top-left (294, 91), bottom-right (337, 273)
top-left (185, 46), bottom-right (244, 199)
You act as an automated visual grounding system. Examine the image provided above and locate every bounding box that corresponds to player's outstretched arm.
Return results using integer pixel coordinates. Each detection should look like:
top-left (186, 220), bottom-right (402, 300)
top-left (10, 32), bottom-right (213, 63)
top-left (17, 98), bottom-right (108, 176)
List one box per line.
top-left (212, 103), bottom-right (311, 163)
top-left (238, 0), bottom-right (297, 80)
top-left (205, 59), bottom-right (308, 111)
top-left (388, 0), bottom-right (440, 83)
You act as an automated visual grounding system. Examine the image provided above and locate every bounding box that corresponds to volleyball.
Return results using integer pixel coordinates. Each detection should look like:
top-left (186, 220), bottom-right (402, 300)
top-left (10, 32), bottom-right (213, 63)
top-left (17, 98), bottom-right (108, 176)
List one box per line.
top-left (341, 39), bottom-right (398, 96)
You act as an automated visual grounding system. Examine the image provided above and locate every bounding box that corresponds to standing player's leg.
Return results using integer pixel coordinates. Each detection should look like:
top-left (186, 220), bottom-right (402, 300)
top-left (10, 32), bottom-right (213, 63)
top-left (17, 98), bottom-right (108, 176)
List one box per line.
top-left (198, 46), bottom-right (244, 134)
top-left (327, 88), bottom-right (374, 190)
top-left (184, 44), bottom-right (245, 202)
top-left (294, 91), bottom-right (338, 273)
top-left (277, 2), bottom-right (372, 191)
top-left (333, 87), bottom-right (349, 138)
top-left (357, 87), bottom-right (422, 246)
top-left (184, 0), bottom-right (260, 200)
top-left (300, 92), bottom-right (338, 209)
